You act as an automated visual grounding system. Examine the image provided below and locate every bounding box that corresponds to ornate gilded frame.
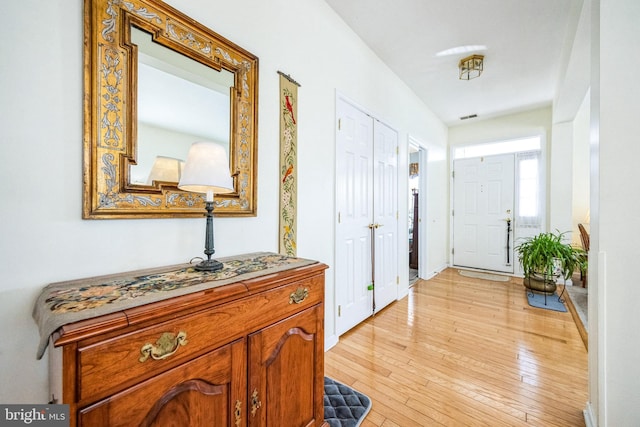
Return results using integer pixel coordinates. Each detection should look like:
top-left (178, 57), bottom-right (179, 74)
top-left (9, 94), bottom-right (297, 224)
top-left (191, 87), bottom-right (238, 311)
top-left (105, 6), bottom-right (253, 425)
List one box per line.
top-left (83, 0), bottom-right (258, 218)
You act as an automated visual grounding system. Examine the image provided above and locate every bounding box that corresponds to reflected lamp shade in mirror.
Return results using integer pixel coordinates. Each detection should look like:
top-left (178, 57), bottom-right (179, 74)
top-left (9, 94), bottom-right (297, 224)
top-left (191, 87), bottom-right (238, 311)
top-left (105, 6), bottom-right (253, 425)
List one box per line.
top-left (178, 142), bottom-right (234, 200)
top-left (146, 156), bottom-right (185, 185)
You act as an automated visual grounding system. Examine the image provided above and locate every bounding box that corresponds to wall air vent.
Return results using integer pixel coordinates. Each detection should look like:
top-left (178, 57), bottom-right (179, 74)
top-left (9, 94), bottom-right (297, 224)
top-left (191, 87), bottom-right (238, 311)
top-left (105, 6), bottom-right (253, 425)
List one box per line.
top-left (460, 114), bottom-right (478, 120)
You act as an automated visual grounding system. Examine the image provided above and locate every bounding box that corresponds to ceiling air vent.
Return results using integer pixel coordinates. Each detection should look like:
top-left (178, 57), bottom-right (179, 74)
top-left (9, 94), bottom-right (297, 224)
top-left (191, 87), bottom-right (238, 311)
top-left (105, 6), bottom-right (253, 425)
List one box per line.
top-left (460, 114), bottom-right (478, 120)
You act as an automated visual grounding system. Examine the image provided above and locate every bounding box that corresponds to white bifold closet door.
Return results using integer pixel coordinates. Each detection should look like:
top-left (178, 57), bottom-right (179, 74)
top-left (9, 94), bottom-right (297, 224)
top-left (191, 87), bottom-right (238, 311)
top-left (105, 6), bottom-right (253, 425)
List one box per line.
top-left (335, 97), bottom-right (398, 336)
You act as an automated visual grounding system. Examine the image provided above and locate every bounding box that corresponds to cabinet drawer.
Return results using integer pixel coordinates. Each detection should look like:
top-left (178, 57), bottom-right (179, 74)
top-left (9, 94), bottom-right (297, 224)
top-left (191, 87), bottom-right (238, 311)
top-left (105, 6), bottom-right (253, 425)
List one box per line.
top-left (76, 273), bottom-right (324, 401)
top-left (79, 340), bottom-right (245, 427)
top-left (77, 305), bottom-right (245, 401)
top-left (242, 272), bottom-right (325, 329)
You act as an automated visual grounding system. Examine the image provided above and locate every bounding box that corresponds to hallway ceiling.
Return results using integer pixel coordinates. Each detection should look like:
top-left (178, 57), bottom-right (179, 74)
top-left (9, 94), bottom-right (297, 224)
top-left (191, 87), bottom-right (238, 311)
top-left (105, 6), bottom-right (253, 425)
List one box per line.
top-left (324, 0), bottom-right (584, 126)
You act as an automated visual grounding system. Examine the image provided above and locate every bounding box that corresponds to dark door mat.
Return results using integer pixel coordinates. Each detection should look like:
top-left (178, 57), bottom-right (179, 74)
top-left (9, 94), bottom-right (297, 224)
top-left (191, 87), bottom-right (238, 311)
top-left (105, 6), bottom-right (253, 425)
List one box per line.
top-left (324, 377), bottom-right (372, 427)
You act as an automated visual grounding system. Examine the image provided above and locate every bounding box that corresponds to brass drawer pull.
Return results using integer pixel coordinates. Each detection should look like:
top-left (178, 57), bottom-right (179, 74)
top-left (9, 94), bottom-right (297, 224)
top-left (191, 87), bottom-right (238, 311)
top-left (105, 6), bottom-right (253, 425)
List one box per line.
top-left (289, 287), bottom-right (309, 304)
top-left (139, 331), bottom-right (188, 362)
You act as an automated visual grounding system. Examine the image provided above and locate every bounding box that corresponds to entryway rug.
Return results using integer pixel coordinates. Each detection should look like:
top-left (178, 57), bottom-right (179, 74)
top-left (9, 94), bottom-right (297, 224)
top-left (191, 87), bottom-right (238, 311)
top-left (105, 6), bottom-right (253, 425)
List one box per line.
top-left (458, 269), bottom-right (510, 282)
top-left (526, 291), bottom-right (567, 312)
top-left (324, 377), bottom-right (371, 427)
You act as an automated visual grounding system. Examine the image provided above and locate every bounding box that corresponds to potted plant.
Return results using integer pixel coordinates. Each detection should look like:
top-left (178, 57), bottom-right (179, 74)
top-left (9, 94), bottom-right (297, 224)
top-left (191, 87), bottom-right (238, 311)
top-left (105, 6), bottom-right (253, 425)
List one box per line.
top-left (515, 230), bottom-right (587, 294)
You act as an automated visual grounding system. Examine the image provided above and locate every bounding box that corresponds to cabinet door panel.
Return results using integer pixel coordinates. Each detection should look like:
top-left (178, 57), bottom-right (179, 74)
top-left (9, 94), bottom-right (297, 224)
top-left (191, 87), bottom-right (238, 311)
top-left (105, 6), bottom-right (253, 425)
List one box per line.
top-left (79, 339), bottom-right (246, 427)
top-left (248, 305), bottom-right (324, 427)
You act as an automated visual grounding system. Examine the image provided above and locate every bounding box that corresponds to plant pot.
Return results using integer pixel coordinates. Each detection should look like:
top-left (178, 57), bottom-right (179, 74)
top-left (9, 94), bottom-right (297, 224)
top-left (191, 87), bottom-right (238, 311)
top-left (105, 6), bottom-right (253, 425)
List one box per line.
top-left (523, 273), bottom-right (557, 294)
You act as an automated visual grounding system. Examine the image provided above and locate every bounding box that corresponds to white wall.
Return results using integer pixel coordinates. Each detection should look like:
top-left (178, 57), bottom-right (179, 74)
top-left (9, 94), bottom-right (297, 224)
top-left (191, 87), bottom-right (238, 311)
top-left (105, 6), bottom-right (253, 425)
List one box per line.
top-left (571, 92), bottom-right (590, 246)
top-left (448, 107), bottom-right (552, 149)
top-left (591, 0), bottom-right (640, 424)
top-left (448, 107), bottom-right (552, 271)
top-left (552, 0), bottom-right (592, 250)
top-left (0, 0), bottom-right (448, 403)
top-left (550, 121), bottom-right (574, 235)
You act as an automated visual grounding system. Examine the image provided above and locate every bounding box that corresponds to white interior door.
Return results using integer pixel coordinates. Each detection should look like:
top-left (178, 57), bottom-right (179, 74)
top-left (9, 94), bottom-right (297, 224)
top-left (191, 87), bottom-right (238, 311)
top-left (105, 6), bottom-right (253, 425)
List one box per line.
top-left (335, 99), bottom-right (374, 335)
top-left (372, 120), bottom-right (398, 312)
top-left (453, 154), bottom-right (514, 273)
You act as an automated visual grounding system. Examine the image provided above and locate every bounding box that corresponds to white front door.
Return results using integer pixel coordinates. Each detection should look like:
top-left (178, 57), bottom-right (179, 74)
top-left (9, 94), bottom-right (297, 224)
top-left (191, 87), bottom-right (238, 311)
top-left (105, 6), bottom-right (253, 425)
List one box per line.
top-left (335, 99), bottom-right (374, 335)
top-left (453, 154), bottom-right (515, 273)
top-left (372, 120), bottom-right (398, 312)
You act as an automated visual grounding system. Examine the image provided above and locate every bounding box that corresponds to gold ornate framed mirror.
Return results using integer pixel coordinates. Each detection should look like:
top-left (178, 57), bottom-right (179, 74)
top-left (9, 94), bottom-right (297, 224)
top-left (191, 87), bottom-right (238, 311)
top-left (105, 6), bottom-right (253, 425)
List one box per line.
top-left (83, 0), bottom-right (258, 218)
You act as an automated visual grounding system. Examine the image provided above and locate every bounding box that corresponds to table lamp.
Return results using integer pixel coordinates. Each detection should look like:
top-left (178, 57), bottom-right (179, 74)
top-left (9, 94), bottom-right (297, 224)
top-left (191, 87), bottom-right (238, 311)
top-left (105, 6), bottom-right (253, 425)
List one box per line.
top-left (178, 142), bottom-right (234, 271)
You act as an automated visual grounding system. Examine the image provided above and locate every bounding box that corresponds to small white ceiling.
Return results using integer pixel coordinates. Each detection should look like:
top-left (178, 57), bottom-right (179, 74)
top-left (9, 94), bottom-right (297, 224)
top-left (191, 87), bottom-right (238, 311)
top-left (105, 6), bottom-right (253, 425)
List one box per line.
top-left (324, 0), bottom-right (584, 126)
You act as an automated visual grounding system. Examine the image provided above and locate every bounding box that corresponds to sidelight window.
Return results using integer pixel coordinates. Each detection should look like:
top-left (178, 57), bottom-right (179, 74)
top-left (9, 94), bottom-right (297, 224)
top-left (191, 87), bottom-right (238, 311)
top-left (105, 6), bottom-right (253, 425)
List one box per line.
top-left (516, 151), bottom-right (542, 227)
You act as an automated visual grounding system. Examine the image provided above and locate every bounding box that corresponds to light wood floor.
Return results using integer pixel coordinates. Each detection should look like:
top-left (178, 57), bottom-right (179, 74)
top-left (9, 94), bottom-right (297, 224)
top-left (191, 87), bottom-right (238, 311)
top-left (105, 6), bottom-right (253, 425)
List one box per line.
top-left (324, 268), bottom-right (588, 426)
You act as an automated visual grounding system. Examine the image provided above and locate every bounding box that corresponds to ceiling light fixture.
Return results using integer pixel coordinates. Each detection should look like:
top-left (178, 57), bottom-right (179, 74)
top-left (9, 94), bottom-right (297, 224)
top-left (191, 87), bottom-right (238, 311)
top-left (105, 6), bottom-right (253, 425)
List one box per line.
top-left (459, 54), bottom-right (484, 80)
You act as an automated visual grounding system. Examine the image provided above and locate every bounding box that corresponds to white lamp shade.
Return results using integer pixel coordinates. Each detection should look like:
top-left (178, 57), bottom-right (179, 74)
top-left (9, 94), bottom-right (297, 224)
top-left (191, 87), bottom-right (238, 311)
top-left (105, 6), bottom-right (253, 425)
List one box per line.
top-left (146, 156), bottom-right (185, 184)
top-left (178, 142), bottom-right (234, 196)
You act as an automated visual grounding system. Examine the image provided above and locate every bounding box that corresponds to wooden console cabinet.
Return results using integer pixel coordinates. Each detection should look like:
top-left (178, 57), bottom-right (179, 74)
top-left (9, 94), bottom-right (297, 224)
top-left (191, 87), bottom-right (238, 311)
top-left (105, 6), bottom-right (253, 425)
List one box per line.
top-left (45, 259), bottom-right (328, 427)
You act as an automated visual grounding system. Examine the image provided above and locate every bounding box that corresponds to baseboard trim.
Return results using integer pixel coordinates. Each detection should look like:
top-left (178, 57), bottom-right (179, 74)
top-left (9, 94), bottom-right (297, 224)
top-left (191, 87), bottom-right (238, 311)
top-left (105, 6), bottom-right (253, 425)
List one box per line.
top-left (325, 334), bottom-right (338, 351)
top-left (421, 264), bottom-right (448, 281)
top-left (584, 402), bottom-right (596, 427)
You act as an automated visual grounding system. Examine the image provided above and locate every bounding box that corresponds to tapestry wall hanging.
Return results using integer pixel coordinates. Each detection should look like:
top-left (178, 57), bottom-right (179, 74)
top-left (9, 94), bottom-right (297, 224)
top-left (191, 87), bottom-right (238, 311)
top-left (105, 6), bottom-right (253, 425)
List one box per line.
top-left (278, 71), bottom-right (300, 256)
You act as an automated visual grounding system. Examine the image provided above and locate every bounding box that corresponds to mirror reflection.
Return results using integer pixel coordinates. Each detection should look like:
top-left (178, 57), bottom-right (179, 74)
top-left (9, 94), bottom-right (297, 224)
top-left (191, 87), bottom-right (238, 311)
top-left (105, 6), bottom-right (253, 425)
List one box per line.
top-left (130, 26), bottom-right (234, 187)
top-left (83, 0), bottom-right (258, 218)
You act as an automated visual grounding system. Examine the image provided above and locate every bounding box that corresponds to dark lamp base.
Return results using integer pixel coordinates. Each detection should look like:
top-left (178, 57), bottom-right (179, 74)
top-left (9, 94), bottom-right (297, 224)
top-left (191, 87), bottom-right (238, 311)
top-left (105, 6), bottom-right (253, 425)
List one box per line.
top-left (194, 259), bottom-right (224, 272)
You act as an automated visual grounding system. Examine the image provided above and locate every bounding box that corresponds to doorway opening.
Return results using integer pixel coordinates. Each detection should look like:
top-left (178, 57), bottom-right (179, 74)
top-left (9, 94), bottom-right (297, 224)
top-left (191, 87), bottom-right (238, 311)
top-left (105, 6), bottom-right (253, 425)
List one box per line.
top-left (451, 135), bottom-right (544, 274)
top-left (409, 141), bottom-right (426, 285)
